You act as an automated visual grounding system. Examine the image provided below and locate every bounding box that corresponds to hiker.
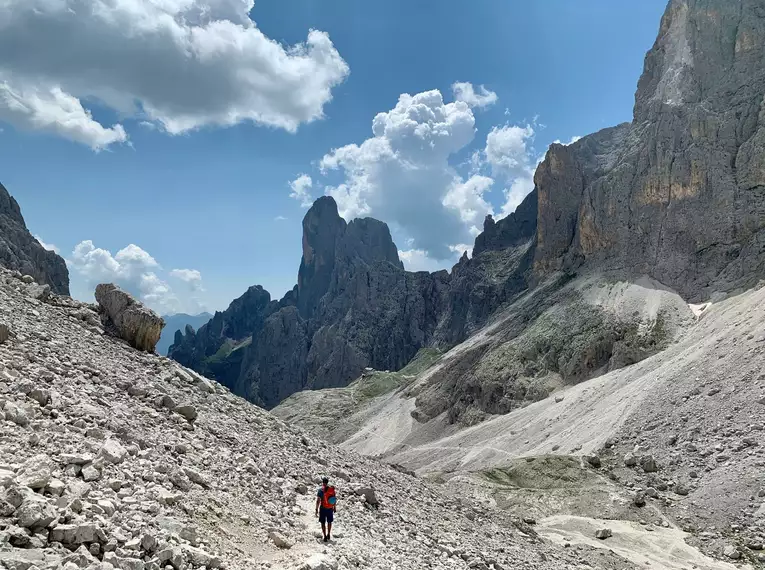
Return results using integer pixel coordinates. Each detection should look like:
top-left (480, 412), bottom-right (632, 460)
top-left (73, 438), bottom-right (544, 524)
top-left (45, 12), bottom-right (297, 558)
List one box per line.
top-left (315, 477), bottom-right (337, 542)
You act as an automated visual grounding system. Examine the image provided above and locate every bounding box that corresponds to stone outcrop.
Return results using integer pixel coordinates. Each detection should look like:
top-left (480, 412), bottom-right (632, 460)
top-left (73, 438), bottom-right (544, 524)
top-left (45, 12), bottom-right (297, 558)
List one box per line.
top-left (0, 181), bottom-right (69, 295)
top-left (95, 284), bottom-right (165, 352)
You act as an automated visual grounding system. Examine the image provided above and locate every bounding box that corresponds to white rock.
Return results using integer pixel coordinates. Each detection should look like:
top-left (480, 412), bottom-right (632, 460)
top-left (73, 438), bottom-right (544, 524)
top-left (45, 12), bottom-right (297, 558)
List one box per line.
top-left (17, 454), bottom-right (53, 489)
top-left (302, 554), bottom-right (339, 570)
top-left (99, 438), bottom-right (128, 465)
top-left (268, 530), bottom-right (293, 549)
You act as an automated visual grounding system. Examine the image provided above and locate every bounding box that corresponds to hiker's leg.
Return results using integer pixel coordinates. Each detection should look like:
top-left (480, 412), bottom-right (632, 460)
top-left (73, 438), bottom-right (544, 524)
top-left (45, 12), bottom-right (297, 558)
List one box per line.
top-left (327, 521), bottom-right (332, 539)
top-left (320, 521), bottom-right (326, 538)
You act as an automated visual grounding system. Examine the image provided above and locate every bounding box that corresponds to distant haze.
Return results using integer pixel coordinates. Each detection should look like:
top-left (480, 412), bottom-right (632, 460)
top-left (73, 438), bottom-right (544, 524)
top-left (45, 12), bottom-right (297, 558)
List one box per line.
top-left (157, 313), bottom-right (212, 356)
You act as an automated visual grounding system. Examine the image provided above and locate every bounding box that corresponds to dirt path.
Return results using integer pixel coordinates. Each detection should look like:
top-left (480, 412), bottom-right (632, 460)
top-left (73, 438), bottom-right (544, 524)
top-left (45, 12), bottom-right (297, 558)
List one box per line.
top-left (537, 515), bottom-right (751, 570)
top-left (251, 495), bottom-right (336, 568)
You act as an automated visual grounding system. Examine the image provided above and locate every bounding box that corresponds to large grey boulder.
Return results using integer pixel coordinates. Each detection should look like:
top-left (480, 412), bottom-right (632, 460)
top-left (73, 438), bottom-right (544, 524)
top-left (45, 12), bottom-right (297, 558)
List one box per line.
top-left (95, 284), bottom-right (164, 352)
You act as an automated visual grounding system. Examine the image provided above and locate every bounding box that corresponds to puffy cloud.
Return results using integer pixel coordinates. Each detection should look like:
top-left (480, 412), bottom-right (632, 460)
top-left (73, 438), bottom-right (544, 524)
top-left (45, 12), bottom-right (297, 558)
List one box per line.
top-left (308, 88), bottom-right (546, 271)
top-left (452, 82), bottom-right (498, 109)
top-left (484, 125), bottom-right (537, 217)
top-left (0, 0), bottom-right (348, 148)
top-left (320, 89), bottom-right (477, 260)
top-left (0, 82), bottom-right (127, 150)
top-left (442, 175), bottom-right (494, 234)
top-left (69, 240), bottom-right (205, 313)
top-left (399, 249), bottom-right (449, 273)
top-left (274, 215), bottom-right (287, 221)
top-left (485, 125), bottom-right (535, 178)
top-left (289, 174), bottom-right (314, 208)
top-left (449, 243), bottom-right (473, 257)
top-left (170, 269), bottom-right (203, 291)
top-left (34, 234), bottom-right (59, 254)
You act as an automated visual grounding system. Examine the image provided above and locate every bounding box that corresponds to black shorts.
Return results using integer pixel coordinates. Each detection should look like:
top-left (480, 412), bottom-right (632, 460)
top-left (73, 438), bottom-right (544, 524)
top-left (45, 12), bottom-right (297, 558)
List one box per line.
top-left (319, 508), bottom-right (334, 523)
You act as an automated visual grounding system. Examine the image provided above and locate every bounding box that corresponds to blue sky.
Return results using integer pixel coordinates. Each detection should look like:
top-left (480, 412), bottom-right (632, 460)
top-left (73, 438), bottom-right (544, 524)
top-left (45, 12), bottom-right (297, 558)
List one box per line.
top-left (0, 0), bottom-right (668, 314)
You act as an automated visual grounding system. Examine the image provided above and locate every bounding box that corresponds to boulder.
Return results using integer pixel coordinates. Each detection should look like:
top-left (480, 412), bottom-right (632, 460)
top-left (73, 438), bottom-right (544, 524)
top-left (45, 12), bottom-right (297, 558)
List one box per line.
top-left (98, 438), bottom-right (128, 464)
top-left (174, 403), bottom-right (198, 422)
top-left (15, 495), bottom-right (57, 529)
top-left (81, 464), bottom-right (101, 482)
top-left (268, 530), bottom-right (293, 549)
top-left (724, 545), bottom-right (741, 560)
top-left (4, 401), bottom-right (29, 427)
top-left (354, 486), bottom-right (379, 507)
top-left (0, 323), bottom-right (9, 344)
top-left (28, 387), bottom-right (50, 406)
top-left (583, 454), bottom-right (601, 468)
top-left (49, 523), bottom-right (98, 545)
top-left (181, 545), bottom-right (221, 568)
top-left (95, 283), bottom-right (164, 352)
top-left (595, 528), bottom-right (613, 540)
top-left (17, 454), bottom-right (53, 489)
top-left (640, 455), bottom-right (659, 473)
top-left (0, 467), bottom-right (15, 486)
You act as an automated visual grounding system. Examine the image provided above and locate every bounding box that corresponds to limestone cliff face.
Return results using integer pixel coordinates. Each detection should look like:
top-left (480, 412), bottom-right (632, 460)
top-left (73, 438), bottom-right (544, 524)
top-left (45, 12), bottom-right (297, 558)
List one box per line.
top-left (0, 182), bottom-right (69, 295)
top-left (533, 0), bottom-right (765, 301)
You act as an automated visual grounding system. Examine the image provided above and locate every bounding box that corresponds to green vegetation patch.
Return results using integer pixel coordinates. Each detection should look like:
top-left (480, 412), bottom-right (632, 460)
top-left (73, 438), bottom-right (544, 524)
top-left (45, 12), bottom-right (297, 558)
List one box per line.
top-left (482, 455), bottom-right (602, 490)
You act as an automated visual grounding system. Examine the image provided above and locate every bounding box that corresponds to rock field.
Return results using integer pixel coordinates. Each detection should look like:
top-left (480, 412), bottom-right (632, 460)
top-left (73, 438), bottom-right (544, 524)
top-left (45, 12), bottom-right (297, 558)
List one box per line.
top-left (0, 269), bottom-right (641, 570)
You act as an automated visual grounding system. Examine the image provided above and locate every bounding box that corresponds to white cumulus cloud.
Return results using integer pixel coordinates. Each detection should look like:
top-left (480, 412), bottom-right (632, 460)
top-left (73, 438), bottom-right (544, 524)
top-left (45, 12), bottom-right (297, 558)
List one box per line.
top-left (452, 82), bottom-right (498, 109)
top-left (0, 0), bottom-right (349, 149)
top-left (170, 268), bottom-right (203, 292)
top-left (320, 89), bottom-right (478, 260)
top-left (442, 175), bottom-right (494, 235)
top-left (289, 174), bottom-right (314, 208)
top-left (484, 124), bottom-right (537, 216)
top-left (69, 240), bottom-right (205, 314)
top-left (0, 83), bottom-right (127, 150)
top-left (399, 249), bottom-right (449, 273)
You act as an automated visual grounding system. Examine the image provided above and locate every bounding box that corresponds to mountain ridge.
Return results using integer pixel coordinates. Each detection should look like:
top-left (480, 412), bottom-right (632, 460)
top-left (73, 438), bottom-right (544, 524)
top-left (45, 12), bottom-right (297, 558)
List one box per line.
top-left (156, 313), bottom-right (213, 356)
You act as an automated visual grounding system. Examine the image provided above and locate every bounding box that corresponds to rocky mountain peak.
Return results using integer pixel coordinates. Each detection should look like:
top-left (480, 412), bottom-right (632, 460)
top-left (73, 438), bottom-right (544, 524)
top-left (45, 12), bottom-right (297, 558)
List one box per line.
top-left (297, 196), bottom-right (347, 319)
top-left (633, 0), bottom-right (763, 122)
top-left (340, 217), bottom-right (402, 269)
top-left (0, 181), bottom-right (69, 295)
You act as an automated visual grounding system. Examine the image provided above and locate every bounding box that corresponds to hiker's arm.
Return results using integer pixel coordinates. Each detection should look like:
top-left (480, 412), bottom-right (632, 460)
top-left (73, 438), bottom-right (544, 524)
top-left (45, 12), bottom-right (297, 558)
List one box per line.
top-left (315, 496), bottom-right (320, 515)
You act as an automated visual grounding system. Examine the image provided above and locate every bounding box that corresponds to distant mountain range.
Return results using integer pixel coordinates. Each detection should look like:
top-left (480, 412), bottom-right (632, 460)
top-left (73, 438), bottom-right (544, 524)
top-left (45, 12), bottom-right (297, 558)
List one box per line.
top-left (158, 313), bottom-right (213, 356)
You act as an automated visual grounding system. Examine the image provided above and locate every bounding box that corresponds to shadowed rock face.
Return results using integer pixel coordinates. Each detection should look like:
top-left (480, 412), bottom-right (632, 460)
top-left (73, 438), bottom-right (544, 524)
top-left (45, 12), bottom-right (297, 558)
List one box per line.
top-left (532, 0), bottom-right (765, 301)
top-left (172, 0), bottom-right (765, 410)
top-left (0, 182), bottom-right (69, 295)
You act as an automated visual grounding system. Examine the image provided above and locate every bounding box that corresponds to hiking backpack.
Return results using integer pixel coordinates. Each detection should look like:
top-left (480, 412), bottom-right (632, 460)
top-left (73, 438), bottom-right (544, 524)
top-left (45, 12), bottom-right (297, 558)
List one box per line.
top-left (322, 485), bottom-right (337, 509)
